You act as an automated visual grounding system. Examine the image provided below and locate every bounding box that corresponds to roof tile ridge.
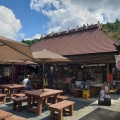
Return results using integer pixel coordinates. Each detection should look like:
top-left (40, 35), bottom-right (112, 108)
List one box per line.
top-left (43, 24), bottom-right (99, 39)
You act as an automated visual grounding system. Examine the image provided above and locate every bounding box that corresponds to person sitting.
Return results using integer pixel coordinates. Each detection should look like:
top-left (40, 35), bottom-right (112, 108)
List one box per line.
top-left (22, 75), bottom-right (32, 90)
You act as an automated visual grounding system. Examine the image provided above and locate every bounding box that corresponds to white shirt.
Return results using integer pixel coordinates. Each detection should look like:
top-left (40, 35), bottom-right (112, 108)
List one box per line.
top-left (22, 78), bottom-right (31, 87)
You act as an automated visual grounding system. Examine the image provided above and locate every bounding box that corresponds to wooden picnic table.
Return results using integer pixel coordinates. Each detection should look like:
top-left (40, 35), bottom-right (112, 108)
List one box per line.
top-left (0, 110), bottom-right (13, 120)
top-left (24, 89), bottom-right (63, 116)
top-left (0, 84), bottom-right (25, 100)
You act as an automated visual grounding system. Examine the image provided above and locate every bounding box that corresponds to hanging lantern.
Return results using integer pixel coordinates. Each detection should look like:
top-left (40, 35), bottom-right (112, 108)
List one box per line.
top-left (81, 65), bottom-right (84, 68)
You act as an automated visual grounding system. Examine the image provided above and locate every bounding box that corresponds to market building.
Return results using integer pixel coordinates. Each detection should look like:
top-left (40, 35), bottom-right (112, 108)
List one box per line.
top-left (31, 23), bottom-right (120, 85)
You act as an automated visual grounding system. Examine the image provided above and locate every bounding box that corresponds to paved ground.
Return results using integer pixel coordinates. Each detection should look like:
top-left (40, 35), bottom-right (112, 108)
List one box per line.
top-left (0, 94), bottom-right (120, 120)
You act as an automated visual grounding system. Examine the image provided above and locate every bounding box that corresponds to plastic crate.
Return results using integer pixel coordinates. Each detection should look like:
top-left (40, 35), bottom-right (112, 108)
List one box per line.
top-left (73, 90), bottom-right (79, 98)
top-left (83, 90), bottom-right (90, 99)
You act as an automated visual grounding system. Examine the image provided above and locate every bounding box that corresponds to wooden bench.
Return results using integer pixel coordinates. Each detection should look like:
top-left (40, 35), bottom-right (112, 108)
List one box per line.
top-left (49, 100), bottom-right (75, 120)
top-left (4, 89), bottom-right (9, 96)
top-left (0, 110), bottom-right (13, 120)
top-left (57, 95), bottom-right (69, 102)
top-left (11, 96), bottom-right (28, 112)
top-left (0, 94), bottom-right (6, 104)
top-left (47, 95), bottom-right (54, 103)
top-left (5, 115), bottom-right (28, 120)
top-left (21, 90), bottom-right (28, 93)
top-left (47, 95), bottom-right (69, 103)
top-left (14, 93), bottom-right (25, 98)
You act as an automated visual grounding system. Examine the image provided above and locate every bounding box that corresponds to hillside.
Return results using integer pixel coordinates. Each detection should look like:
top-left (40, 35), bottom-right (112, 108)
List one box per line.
top-left (102, 19), bottom-right (120, 43)
top-left (21, 19), bottom-right (120, 45)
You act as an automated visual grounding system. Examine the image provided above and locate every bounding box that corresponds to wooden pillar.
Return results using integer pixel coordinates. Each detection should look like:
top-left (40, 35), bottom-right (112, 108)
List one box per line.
top-left (107, 62), bottom-right (109, 82)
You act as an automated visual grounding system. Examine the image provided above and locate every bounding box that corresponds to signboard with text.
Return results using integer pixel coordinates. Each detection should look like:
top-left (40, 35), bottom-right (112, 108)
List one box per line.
top-left (115, 55), bottom-right (120, 71)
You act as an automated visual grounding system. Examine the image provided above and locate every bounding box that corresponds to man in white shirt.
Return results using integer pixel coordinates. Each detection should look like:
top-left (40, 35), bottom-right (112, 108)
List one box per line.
top-left (22, 75), bottom-right (32, 90)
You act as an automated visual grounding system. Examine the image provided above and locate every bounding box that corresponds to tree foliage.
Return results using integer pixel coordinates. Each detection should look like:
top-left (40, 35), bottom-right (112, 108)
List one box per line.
top-left (21, 38), bottom-right (42, 46)
top-left (103, 19), bottom-right (120, 42)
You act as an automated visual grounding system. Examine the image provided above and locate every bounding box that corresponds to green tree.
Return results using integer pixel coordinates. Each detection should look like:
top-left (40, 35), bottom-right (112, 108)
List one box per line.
top-left (103, 18), bottom-right (120, 43)
top-left (21, 38), bottom-right (42, 46)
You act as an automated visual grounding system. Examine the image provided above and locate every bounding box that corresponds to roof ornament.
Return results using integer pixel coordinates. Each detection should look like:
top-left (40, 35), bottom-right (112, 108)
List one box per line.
top-left (66, 28), bottom-right (69, 33)
top-left (75, 26), bottom-right (79, 31)
top-left (86, 24), bottom-right (89, 29)
top-left (97, 21), bottom-right (100, 26)
top-left (58, 30), bottom-right (61, 35)
top-left (44, 33), bottom-right (47, 37)
top-left (97, 21), bottom-right (102, 29)
top-left (50, 32), bottom-right (54, 36)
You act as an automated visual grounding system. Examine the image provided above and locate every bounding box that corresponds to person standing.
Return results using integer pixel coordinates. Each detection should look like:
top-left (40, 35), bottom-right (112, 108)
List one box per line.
top-left (46, 66), bottom-right (56, 89)
top-left (77, 69), bottom-right (83, 81)
top-left (68, 68), bottom-right (75, 95)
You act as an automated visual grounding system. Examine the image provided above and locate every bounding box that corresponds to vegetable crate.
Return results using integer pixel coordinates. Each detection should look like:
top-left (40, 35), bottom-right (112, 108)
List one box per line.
top-left (83, 90), bottom-right (90, 99)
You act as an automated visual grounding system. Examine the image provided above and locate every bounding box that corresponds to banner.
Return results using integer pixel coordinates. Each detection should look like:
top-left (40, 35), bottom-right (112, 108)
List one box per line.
top-left (115, 55), bottom-right (120, 70)
top-left (3, 67), bottom-right (11, 76)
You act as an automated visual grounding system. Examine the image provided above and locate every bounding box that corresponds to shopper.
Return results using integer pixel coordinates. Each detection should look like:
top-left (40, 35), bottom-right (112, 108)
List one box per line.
top-left (77, 69), bottom-right (83, 81)
top-left (68, 68), bottom-right (75, 95)
top-left (22, 75), bottom-right (32, 90)
top-left (46, 66), bottom-right (56, 89)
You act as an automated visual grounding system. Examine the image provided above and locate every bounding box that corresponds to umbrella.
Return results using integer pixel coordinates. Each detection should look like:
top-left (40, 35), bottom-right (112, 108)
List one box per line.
top-left (0, 36), bottom-right (34, 85)
top-left (0, 36), bottom-right (33, 61)
top-left (32, 49), bottom-right (70, 91)
top-left (0, 60), bottom-right (37, 65)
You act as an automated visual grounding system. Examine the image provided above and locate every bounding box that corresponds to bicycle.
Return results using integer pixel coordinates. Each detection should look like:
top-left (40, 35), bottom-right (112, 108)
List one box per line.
top-left (110, 82), bottom-right (120, 100)
top-left (114, 89), bottom-right (120, 100)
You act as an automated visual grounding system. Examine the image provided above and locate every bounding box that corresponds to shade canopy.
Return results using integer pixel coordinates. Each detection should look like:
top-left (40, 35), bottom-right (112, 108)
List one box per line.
top-left (0, 60), bottom-right (37, 65)
top-left (0, 36), bottom-right (33, 61)
top-left (32, 49), bottom-right (70, 91)
top-left (32, 49), bottom-right (70, 62)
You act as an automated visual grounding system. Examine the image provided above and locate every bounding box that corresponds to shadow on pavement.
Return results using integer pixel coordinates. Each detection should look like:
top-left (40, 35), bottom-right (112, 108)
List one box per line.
top-left (79, 108), bottom-right (120, 120)
top-left (68, 96), bottom-right (97, 111)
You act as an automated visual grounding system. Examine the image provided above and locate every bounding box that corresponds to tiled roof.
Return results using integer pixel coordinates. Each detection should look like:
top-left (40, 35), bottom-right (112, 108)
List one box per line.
top-left (31, 24), bottom-right (118, 56)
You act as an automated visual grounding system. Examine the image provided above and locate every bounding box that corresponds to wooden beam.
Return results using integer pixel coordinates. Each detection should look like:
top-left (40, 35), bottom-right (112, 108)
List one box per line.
top-left (107, 62), bottom-right (109, 82)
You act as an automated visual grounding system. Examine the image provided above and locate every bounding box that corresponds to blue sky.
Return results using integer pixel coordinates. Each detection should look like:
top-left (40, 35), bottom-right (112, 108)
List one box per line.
top-left (0, 0), bottom-right (119, 41)
top-left (0, 0), bottom-right (49, 41)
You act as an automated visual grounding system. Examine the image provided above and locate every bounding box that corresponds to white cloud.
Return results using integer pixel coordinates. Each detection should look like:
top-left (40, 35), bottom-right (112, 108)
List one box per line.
top-left (24, 34), bottom-right (41, 40)
top-left (30, 0), bottom-right (120, 33)
top-left (0, 6), bottom-right (22, 39)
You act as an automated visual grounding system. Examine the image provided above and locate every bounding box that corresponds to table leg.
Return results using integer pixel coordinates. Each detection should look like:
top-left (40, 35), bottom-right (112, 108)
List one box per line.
top-left (27, 96), bottom-right (32, 112)
top-left (19, 89), bottom-right (23, 93)
top-left (50, 108), bottom-right (54, 117)
top-left (1, 88), bottom-right (4, 94)
top-left (3, 96), bottom-right (6, 104)
top-left (8, 90), bottom-right (10, 96)
top-left (53, 94), bottom-right (59, 103)
top-left (58, 109), bottom-right (63, 120)
top-left (10, 89), bottom-right (13, 101)
top-left (37, 98), bottom-right (42, 116)
top-left (69, 104), bottom-right (74, 116)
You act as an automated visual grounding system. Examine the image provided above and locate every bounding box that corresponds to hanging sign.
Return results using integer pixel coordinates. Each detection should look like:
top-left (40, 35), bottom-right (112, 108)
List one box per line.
top-left (3, 67), bottom-right (11, 76)
top-left (115, 55), bottom-right (120, 70)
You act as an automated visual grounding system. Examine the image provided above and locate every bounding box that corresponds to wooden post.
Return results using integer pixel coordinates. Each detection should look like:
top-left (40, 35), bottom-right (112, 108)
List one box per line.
top-left (107, 62), bottom-right (109, 82)
top-left (27, 96), bottom-right (31, 112)
top-left (10, 89), bottom-right (13, 101)
top-left (69, 104), bottom-right (74, 116)
top-left (3, 95), bottom-right (6, 104)
top-left (37, 98), bottom-right (42, 116)
top-left (58, 109), bottom-right (63, 120)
